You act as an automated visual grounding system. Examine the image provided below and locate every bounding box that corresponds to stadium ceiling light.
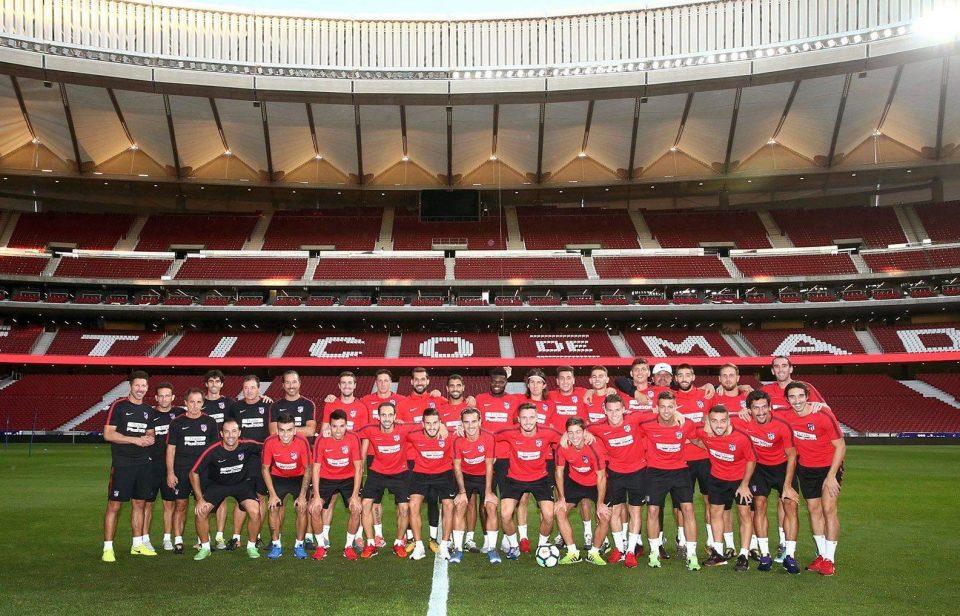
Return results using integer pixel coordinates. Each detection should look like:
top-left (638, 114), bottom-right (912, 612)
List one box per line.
top-left (314, 154), bottom-right (323, 160)
top-left (224, 149), bottom-right (232, 156)
top-left (452, 71), bottom-right (459, 79)
top-left (669, 146), bottom-right (678, 152)
top-left (768, 138), bottom-right (778, 145)
top-left (401, 155), bottom-right (409, 161)
top-left (578, 151), bottom-right (587, 158)
top-left (129, 143), bottom-right (139, 151)
top-left (489, 154), bottom-right (498, 161)
top-left (31, 137), bottom-right (41, 145)
top-left (873, 130), bottom-right (882, 137)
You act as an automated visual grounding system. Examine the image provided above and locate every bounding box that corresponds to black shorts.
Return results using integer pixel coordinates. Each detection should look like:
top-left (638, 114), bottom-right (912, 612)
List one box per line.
top-left (605, 468), bottom-right (647, 507)
top-left (562, 476), bottom-right (598, 505)
top-left (148, 463), bottom-right (178, 502)
top-left (687, 459), bottom-right (711, 496)
top-left (203, 481), bottom-right (258, 512)
top-left (361, 469), bottom-right (410, 505)
top-left (171, 465), bottom-right (197, 500)
top-left (708, 476), bottom-right (749, 510)
top-left (646, 468), bottom-right (694, 508)
top-left (751, 462), bottom-right (797, 498)
top-left (248, 455), bottom-right (268, 496)
top-left (317, 478), bottom-right (357, 510)
top-left (463, 473), bottom-right (487, 498)
top-left (493, 459), bottom-right (509, 496)
top-left (409, 471), bottom-right (457, 500)
top-left (271, 474), bottom-right (306, 502)
top-left (501, 475), bottom-right (554, 502)
top-left (108, 464), bottom-right (154, 502)
top-left (797, 464), bottom-right (844, 500)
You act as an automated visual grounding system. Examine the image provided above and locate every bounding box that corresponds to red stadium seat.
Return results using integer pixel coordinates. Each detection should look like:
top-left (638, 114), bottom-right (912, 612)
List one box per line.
top-left (914, 202), bottom-right (960, 243)
top-left (456, 257), bottom-right (586, 280)
top-left (870, 322), bottom-right (960, 353)
top-left (175, 257), bottom-right (306, 280)
top-left (8, 212), bottom-right (133, 250)
top-left (167, 331), bottom-right (279, 357)
top-left (511, 331), bottom-right (618, 358)
top-left (623, 329), bottom-right (737, 357)
top-left (0, 254), bottom-right (49, 276)
top-left (263, 209), bottom-right (382, 250)
top-left (516, 207), bottom-right (639, 249)
top-left (771, 206), bottom-right (906, 247)
top-left (741, 328), bottom-right (865, 356)
top-left (313, 257), bottom-right (445, 280)
top-left (392, 215), bottom-right (506, 250)
top-left (594, 255), bottom-right (730, 279)
top-left (54, 256), bottom-right (172, 279)
top-left (136, 213), bottom-right (260, 251)
top-left (45, 329), bottom-right (163, 356)
top-left (733, 253), bottom-right (857, 277)
top-left (0, 325), bottom-right (42, 353)
top-left (399, 332), bottom-right (500, 358)
top-left (282, 331), bottom-right (388, 358)
top-left (643, 210), bottom-right (770, 249)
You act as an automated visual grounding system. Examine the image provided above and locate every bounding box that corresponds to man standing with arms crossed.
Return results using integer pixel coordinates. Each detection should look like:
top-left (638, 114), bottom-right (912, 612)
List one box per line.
top-left (102, 371), bottom-right (155, 562)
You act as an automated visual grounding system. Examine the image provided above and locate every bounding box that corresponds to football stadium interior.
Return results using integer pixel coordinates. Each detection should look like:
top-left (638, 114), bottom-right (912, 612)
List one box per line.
top-left (0, 0), bottom-right (959, 613)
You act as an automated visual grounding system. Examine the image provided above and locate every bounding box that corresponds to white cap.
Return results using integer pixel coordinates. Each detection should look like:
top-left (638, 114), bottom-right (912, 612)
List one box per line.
top-left (652, 362), bottom-right (673, 375)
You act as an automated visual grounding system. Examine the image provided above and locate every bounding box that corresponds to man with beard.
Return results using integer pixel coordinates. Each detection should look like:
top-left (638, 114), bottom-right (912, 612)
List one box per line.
top-left (451, 408), bottom-right (499, 563)
top-left (146, 381), bottom-right (183, 552)
top-left (406, 409), bottom-right (456, 560)
top-left (226, 375), bottom-right (270, 551)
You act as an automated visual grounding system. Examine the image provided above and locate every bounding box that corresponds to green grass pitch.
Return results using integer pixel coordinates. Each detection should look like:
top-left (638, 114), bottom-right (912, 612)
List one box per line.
top-left (1, 443), bottom-right (958, 615)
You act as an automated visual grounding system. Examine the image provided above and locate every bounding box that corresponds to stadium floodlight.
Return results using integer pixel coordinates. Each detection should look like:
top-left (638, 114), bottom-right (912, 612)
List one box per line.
top-left (452, 71), bottom-right (459, 79)
top-left (914, 8), bottom-right (960, 40)
top-left (314, 154), bottom-right (323, 160)
top-left (129, 143), bottom-right (139, 150)
top-left (224, 149), bottom-right (232, 156)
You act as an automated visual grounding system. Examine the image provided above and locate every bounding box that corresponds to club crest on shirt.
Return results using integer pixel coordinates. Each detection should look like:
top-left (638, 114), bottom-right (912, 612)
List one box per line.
top-left (341, 446), bottom-right (349, 454)
top-left (438, 439), bottom-right (445, 447)
top-left (477, 445), bottom-right (485, 453)
top-left (201, 424), bottom-right (207, 432)
top-left (728, 443), bottom-right (736, 451)
top-left (393, 435), bottom-right (400, 442)
top-left (143, 411), bottom-right (149, 420)
top-left (219, 401), bottom-right (225, 409)
top-left (290, 452), bottom-right (298, 460)
top-left (767, 432), bottom-right (776, 440)
top-left (807, 423), bottom-right (816, 431)
top-left (238, 453), bottom-right (245, 461)
top-left (696, 400), bottom-right (705, 409)
top-left (258, 407), bottom-right (265, 414)
top-left (624, 425), bottom-right (631, 432)
top-left (169, 413), bottom-right (176, 420)
top-left (582, 455), bottom-right (590, 464)
top-left (535, 439), bottom-right (542, 447)
top-left (350, 410), bottom-right (356, 417)
top-left (504, 403), bottom-right (511, 409)
top-left (572, 396), bottom-right (579, 403)
top-left (429, 401), bottom-right (437, 409)
top-left (297, 406), bottom-right (304, 412)
top-left (676, 431), bottom-right (683, 439)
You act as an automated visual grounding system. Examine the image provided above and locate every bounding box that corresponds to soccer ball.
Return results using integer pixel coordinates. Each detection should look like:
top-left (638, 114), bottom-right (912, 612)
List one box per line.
top-left (535, 544), bottom-right (560, 568)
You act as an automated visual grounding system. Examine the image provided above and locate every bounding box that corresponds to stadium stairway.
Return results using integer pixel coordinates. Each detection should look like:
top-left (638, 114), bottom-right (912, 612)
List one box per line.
top-left (0, 374), bottom-right (17, 391)
top-left (499, 335), bottom-right (515, 358)
top-left (444, 257), bottom-right (455, 280)
top-left (243, 211), bottom-right (272, 250)
top-left (723, 332), bottom-right (754, 356)
top-left (757, 210), bottom-right (793, 248)
top-left (719, 256), bottom-right (742, 277)
top-left (30, 331), bottom-right (56, 355)
top-left (57, 379), bottom-right (128, 431)
top-left (304, 256), bottom-right (320, 280)
top-left (582, 255), bottom-right (599, 279)
top-left (608, 332), bottom-right (633, 357)
top-left (899, 380), bottom-right (960, 410)
top-left (41, 256), bottom-right (60, 277)
top-left (0, 211), bottom-right (19, 247)
top-left (628, 209), bottom-right (659, 248)
top-left (376, 205), bottom-right (395, 251)
top-left (504, 206), bottom-right (525, 249)
top-left (854, 330), bottom-right (884, 354)
top-left (164, 258), bottom-right (184, 279)
top-left (850, 253), bottom-right (872, 274)
top-left (269, 332), bottom-right (294, 357)
top-left (385, 334), bottom-right (402, 358)
top-left (893, 205), bottom-right (922, 244)
top-left (115, 215), bottom-right (148, 250)
top-left (901, 204), bottom-right (930, 242)
top-left (152, 333), bottom-right (182, 357)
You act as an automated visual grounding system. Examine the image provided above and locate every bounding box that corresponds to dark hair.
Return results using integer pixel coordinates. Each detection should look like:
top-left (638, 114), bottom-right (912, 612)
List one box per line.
top-left (422, 408), bottom-right (439, 419)
top-left (746, 390), bottom-right (771, 407)
top-left (222, 417), bottom-right (240, 429)
top-left (657, 390), bottom-right (676, 402)
top-left (375, 368), bottom-right (394, 379)
top-left (411, 367), bottom-right (428, 377)
top-left (184, 387), bottom-right (204, 400)
top-left (282, 369), bottom-right (300, 380)
top-left (556, 365), bottom-right (575, 376)
top-left (329, 409), bottom-right (348, 423)
top-left (242, 374), bottom-right (260, 386)
top-left (275, 411), bottom-right (295, 426)
top-left (378, 401), bottom-right (397, 414)
top-left (128, 370), bottom-right (149, 384)
top-left (155, 381), bottom-right (174, 394)
top-left (604, 393), bottom-right (624, 408)
top-left (339, 371), bottom-right (356, 381)
top-left (772, 355), bottom-right (792, 367)
top-left (447, 374), bottom-right (464, 384)
top-left (675, 363), bottom-right (694, 373)
top-left (489, 367), bottom-right (508, 378)
top-left (204, 369), bottom-right (225, 382)
top-left (709, 404), bottom-right (730, 414)
top-left (630, 357), bottom-right (649, 368)
top-left (784, 381), bottom-right (809, 397)
top-left (590, 365), bottom-right (608, 375)
top-left (460, 407), bottom-right (480, 422)
top-left (516, 402), bottom-right (538, 415)
top-left (565, 417), bottom-right (585, 430)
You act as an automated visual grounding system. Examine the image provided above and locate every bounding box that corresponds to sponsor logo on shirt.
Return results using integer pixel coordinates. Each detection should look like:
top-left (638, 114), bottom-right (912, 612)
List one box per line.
top-left (184, 436), bottom-right (206, 446)
top-left (656, 443), bottom-right (682, 453)
top-left (485, 412), bottom-right (508, 423)
top-left (276, 461), bottom-right (298, 470)
top-left (464, 455), bottom-right (484, 464)
top-left (378, 444), bottom-right (401, 454)
top-left (793, 430), bottom-right (816, 441)
top-left (127, 422), bottom-right (147, 434)
top-left (750, 436), bottom-right (773, 448)
top-left (709, 449), bottom-right (735, 462)
top-left (221, 464), bottom-right (243, 474)
top-left (608, 435), bottom-right (634, 448)
top-left (421, 450), bottom-right (444, 460)
top-left (517, 451), bottom-right (540, 461)
top-left (327, 457), bottom-right (349, 467)
top-left (242, 418), bottom-right (264, 428)
top-left (572, 465), bottom-right (591, 473)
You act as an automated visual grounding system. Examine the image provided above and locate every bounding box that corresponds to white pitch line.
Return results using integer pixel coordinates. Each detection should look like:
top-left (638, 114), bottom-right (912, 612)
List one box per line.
top-left (426, 551), bottom-right (449, 616)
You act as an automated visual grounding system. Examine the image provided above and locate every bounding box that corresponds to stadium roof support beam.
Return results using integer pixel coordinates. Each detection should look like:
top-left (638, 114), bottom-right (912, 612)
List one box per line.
top-left (207, 98), bottom-right (230, 154)
top-left (353, 104), bottom-right (364, 184)
top-left (936, 56), bottom-right (950, 159)
top-left (305, 103), bottom-right (320, 158)
top-left (162, 94), bottom-right (182, 179)
top-left (491, 104), bottom-right (499, 158)
top-left (58, 83), bottom-right (83, 174)
top-left (673, 92), bottom-right (694, 149)
top-left (826, 74), bottom-right (853, 168)
top-left (106, 88), bottom-right (135, 147)
top-left (626, 97), bottom-right (641, 180)
top-left (580, 100), bottom-right (595, 155)
top-left (535, 102), bottom-right (545, 184)
top-left (875, 65), bottom-right (903, 134)
top-left (446, 105), bottom-right (453, 186)
top-left (771, 80), bottom-right (801, 141)
top-left (8, 76), bottom-right (36, 142)
top-left (399, 104), bottom-right (408, 159)
top-left (260, 101), bottom-right (274, 182)
top-left (723, 88), bottom-right (742, 173)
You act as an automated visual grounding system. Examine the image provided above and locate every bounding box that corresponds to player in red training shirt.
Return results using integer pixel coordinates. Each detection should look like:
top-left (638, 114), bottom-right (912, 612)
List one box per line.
top-left (321, 371), bottom-right (370, 433)
top-left (735, 389), bottom-right (801, 574)
top-left (406, 408), bottom-right (455, 561)
top-left (637, 391), bottom-right (700, 570)
top-left (356, 401), bottom-right (417, 559)
top-left (692, 405), bottom-right (756, 571)
top-left (762, 356), bottom-right (826, 411)
top-left (261, 412), bottom-right (312, 560)
top-left (496, 403), bottom-right (562, 560)
top-left (451, 407), bottom-right (499, 564)
top-left (437, 374), bottom-right (469, 431)
top-left (673, 363), bottom-right (715, 560)
top-left (308, 409), bottom-right (363, 562)
top-left (783, 382), bottom-right (844, 576)
top-left (554, 417), bottom-right (611, 566)
top-left (360, 368), bottom-right (408, 420)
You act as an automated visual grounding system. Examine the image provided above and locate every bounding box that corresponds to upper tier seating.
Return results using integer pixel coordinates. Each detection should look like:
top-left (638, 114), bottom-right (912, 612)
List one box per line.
top-left (0, 374), bottom-right (125, 431)
top-left (862, 246), bottom-right (960, 273)
top-left (45, 329), bottom-right (163, 356)
top-left (8, 212), bottom-right (133, 250)
top-left (869, 322), bottom-right (960, 353)
top-left (623, 329), bottom-right (738, 357)
top-left (392, 215), bottom-right (506, 250)
top-left (313, 258), bottom-right (445, 280)
top-left (741, 328), bottom-right (865, 355)
top-left (517, 207), bottom-right (640, 249)
top-left (771, 206), bottom-right (906, 247)
top-left (263, 210), bottom-right (382, 250)
top-left (0, 255), bottom-right (49, 276)
top-left (175, 257), bottom-right (306, 280)
top-left (399, 332), bottom-right (501, 358)
top-left (455, 257), bottom-right (586, 280)
top-left (511, 330), bottom-right (618, 358)
top-left (281, 331), bottom-right (389, 358)
top-left (914, 202), bottom-right (960, 243)
top-left (643, 210), bottom-right (770, 249)
top-left (594, 255), bottom-right (730, 279)
top-left (167, 331), bottom-right (280, 357)
top-left (54, 256), bottom-right (172, 279)
top-left (0, 325), bottom-right (42, 353)
top-left (135, 213), bottom-right (260, 251)
top-left (732, 253), bottom-right (857, 277)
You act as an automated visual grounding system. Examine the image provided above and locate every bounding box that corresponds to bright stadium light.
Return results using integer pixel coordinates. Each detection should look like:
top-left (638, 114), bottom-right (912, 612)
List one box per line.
top-left (914, 8), bottom-right (960, 40)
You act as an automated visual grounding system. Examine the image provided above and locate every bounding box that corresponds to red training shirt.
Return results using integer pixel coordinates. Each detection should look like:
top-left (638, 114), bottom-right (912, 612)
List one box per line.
top-left (262, 434), bottom-right (311, 478)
